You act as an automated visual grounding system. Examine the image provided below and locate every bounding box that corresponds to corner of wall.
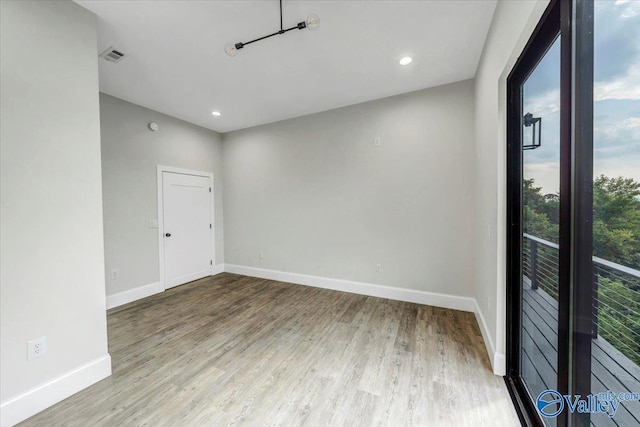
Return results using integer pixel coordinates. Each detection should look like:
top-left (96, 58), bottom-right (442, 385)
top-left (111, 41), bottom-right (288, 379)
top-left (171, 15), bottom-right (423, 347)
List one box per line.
top-left (471, 0), bottom-right (550, 378)
top-left (0, 355), bottom-right (112, 427)
top-left (1, 1), bottom-right (111, 424)
top-left (473, 299), bottom-right (505, 376)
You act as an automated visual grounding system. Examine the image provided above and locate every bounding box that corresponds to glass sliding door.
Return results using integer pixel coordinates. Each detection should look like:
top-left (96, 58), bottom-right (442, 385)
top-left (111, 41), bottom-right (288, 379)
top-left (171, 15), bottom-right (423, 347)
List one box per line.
top-left (506, 1), bottom-right (566, 424)
top-left (507, 1), bottom-right (640, 426)
top-left (520, 36), bottom-right (562, 427)
top-left (590, 1), bottom-right (640, 426)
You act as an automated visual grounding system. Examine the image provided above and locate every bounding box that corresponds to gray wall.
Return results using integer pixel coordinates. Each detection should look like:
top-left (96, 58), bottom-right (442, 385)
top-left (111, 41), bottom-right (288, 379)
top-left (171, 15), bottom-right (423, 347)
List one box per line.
top-left (473, 0), bottom-right (548, 373)
top-left (1, 0), bottom-right (109, 405)
top-left (223, 80), bottom-right (476, 297)
top-left (100, 93), bottom-right (224, 296)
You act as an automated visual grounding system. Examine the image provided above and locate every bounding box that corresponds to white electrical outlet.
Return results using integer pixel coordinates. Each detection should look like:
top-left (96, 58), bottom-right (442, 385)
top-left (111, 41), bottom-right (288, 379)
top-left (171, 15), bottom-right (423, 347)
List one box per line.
top-left (111, 269), bottom-right (119, 279)
top-left (374, 137), bottom-right (381, 146)
top-left (258, 252), bottom-right (264, 260)
top-left (376, 264), bottom-right (382, 272)
top-left (149, 219), bottom-right (158, 229)
top-left (27, 336), bottom-right (47, 360)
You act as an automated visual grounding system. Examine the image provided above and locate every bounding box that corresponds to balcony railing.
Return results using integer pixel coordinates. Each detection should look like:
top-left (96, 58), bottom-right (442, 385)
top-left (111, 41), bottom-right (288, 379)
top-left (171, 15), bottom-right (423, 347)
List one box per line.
top-left (522, 234), bottom-right (640, 426)
top-left (523, 233), bottom-right (640, 365)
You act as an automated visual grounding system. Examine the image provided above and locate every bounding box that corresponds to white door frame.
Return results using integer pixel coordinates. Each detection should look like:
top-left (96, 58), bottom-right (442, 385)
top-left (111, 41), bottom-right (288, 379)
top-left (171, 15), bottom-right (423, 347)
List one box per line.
top-left (157, 165), bottom-right (216, 290)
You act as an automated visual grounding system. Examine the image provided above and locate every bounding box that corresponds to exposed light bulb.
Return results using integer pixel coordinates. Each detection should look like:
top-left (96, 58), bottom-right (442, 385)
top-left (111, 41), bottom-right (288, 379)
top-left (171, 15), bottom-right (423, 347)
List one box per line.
top-left (399, 56), bottom-right (413, 66)
top-left (224, 42), bottom-right (238, 57)
top-left (212, 111), bottom-right (222, 117)
top-left (224, 10), bottom-right (319, 56)
top-left (306, 14), bottom-right (320, 31)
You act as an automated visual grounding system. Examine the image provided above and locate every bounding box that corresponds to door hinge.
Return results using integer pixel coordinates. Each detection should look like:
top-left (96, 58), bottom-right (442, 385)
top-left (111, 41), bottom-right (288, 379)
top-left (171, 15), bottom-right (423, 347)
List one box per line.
top-left (210, 260), bottom-right (213, 265)
top-left (210, 224), bottom-right (212, 229)
top-left (209, 187), bottom-right (211, 192)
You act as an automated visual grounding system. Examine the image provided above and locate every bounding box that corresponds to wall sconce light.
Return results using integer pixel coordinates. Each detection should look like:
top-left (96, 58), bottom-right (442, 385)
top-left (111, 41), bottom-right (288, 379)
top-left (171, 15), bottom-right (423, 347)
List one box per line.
top-left (523, 112), bottom-right (542, 150)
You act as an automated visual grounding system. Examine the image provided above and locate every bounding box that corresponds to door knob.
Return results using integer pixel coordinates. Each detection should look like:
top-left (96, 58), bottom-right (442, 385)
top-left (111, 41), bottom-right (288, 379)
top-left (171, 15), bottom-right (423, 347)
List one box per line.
top-left (165, 233), bottom-right (171, 237)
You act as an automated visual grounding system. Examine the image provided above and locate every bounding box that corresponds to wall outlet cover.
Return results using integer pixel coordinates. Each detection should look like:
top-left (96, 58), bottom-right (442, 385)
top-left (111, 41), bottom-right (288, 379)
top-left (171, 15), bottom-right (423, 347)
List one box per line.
top-left (27, 336), bottom-right (47, 360)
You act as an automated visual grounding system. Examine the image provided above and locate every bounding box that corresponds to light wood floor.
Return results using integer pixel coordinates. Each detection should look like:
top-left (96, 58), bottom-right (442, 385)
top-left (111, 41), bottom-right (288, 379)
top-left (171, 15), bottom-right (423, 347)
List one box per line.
top-left (20, 273), bottom-right (520, 426)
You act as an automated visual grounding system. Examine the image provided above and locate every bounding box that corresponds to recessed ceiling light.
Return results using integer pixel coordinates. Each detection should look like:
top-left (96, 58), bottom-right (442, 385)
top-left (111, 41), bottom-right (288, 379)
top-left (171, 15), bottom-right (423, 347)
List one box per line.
top-left (399, 56), bottom-right (413, 66)
top-left (212, 111), bottom-right (222, 117)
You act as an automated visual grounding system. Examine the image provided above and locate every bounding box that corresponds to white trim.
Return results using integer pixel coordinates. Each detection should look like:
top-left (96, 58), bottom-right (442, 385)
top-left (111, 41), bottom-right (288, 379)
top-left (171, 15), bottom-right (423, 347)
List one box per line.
top-left (474, 299), bottom-right (505, 376)
top-left (106, 281), bottom-right (163, 310)
top-left (105, 267), bottom-right (223, 310)
top-left (224, 264), bottom-right (476, 312)
top-left (156, 165), bottom-right (213, 177)
top-left (211, 264), bottom-right (225, 276)
top-left (493, 353), bottom-right (506, 376)
top-left (492, 0), bottom-right (550, 370)
top-left (157, 165), bottom-right (215, 291)
top-left (0, 354), bottom-right (112, 427)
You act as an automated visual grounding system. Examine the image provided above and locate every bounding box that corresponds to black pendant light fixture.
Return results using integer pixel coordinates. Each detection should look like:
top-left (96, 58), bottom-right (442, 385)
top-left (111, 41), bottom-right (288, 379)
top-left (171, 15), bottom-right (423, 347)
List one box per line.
top-left (224, 0), bottom-right (320, 56)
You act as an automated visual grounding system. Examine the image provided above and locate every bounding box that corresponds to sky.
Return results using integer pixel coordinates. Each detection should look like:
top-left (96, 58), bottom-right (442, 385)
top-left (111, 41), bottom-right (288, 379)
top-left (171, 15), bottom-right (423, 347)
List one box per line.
top-left (522, 0), bottom-right (640, 195)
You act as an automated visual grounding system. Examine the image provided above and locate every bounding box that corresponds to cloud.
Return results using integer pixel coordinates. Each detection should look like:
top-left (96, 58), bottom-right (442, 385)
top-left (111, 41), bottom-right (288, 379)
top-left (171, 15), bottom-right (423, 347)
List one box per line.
top-left (613, 0), bottom-right (640, 18)
top-left (524, 162), bottom-right (560, 195)
top-left (598, 116), bottom-right (640, 136)
top-left (518, 0), bottom-right (640, 194)
top-left (594, 157), bottom-right (640, 183)
top-left (617, 117), bottom-right (640, 130)
top-left (594, 102), bottom-right (640, 159)
top-left (594, 1), bottom-right (640, 100)
top-left (594, 61), bottom-right (640, 101)
top-left (525, 89), bottom-right (560, 116)
top-left (523, 38), bottom-right (560, 99)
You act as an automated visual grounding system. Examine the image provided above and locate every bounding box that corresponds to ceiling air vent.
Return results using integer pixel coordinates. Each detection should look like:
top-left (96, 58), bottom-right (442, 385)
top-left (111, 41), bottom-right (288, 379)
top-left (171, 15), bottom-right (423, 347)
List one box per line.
top-left (99, 47), bottom-right (126, 63)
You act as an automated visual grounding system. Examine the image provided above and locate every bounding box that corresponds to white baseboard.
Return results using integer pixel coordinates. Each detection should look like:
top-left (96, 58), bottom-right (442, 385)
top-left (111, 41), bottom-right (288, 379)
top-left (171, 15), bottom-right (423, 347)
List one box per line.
top-left (224, 264), bottom-right (476, 312)
top-left (0, 354), bottom-right (112, 427)
top-left (211, 264), bottom-right (225, 276)
top-left (493, 352), bottom-right (506, 376)
top-left (106, 267), bottom-right (504, 375)
top-left (106, 266), bottom-right (226, 310)
top-left (473, 299), bottom-right (505, 376)
top-left (106, 281), bottom-right (163, 310)
top-left (226, 265), bottom-right (504, 375)
top-left (225, 266), bottom-right (508, 370)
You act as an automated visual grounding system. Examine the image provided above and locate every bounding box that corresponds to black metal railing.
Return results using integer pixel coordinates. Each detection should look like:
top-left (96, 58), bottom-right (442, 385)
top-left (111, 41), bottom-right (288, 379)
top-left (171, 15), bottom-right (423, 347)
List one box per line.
top-left (523, 233), bottom-right (640, 365)
top-left (523, 234), bottom-right (560, 299)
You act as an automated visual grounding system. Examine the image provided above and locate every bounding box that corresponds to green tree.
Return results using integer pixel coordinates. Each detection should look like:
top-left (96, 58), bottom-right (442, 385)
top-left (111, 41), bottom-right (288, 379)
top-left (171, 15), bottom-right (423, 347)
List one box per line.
top-left (593, 176), bottom-right (640, 269)
top-left (523, 205), bottom-right (558, 242)
top-left (524, 175), bottom-right (640, 365)
top-left (523, 179), bottom-right (559, 242)
top-left (598, 277), bottom-right (640, 365)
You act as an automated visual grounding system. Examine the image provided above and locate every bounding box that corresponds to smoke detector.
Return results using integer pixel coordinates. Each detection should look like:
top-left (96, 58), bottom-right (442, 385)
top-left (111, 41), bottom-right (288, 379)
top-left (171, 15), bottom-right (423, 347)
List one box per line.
top-left (99, 47), bottom-right (127, 63)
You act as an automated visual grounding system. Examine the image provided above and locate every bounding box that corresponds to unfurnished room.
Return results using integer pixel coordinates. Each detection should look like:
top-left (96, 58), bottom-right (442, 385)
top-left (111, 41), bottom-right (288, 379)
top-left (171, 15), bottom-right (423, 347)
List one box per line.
top-left (1, 0), bottom-right (639, 426)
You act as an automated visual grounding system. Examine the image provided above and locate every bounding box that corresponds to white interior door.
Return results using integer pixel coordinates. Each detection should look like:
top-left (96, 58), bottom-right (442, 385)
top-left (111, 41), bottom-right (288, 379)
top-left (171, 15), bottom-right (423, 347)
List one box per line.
top-left (162, 172), bottom-right (212, 289)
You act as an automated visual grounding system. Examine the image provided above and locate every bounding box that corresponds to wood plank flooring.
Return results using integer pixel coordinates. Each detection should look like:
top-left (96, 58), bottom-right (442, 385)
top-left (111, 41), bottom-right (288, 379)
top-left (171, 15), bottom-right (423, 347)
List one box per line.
top-left (522, 281), bottom-right (640, 426)
top-left (19, 273), bottom-right (520, 426)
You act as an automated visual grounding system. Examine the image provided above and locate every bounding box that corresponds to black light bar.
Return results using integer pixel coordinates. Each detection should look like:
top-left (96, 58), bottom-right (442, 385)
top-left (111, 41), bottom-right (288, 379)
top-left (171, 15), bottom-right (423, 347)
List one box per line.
top-left (225, 0), bottom-right (319, 56)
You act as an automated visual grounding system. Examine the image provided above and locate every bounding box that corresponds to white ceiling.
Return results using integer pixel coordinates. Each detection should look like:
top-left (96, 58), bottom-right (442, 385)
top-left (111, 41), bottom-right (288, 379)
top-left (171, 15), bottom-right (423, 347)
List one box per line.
top-left (76, 0), bottom-right (497, 133)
